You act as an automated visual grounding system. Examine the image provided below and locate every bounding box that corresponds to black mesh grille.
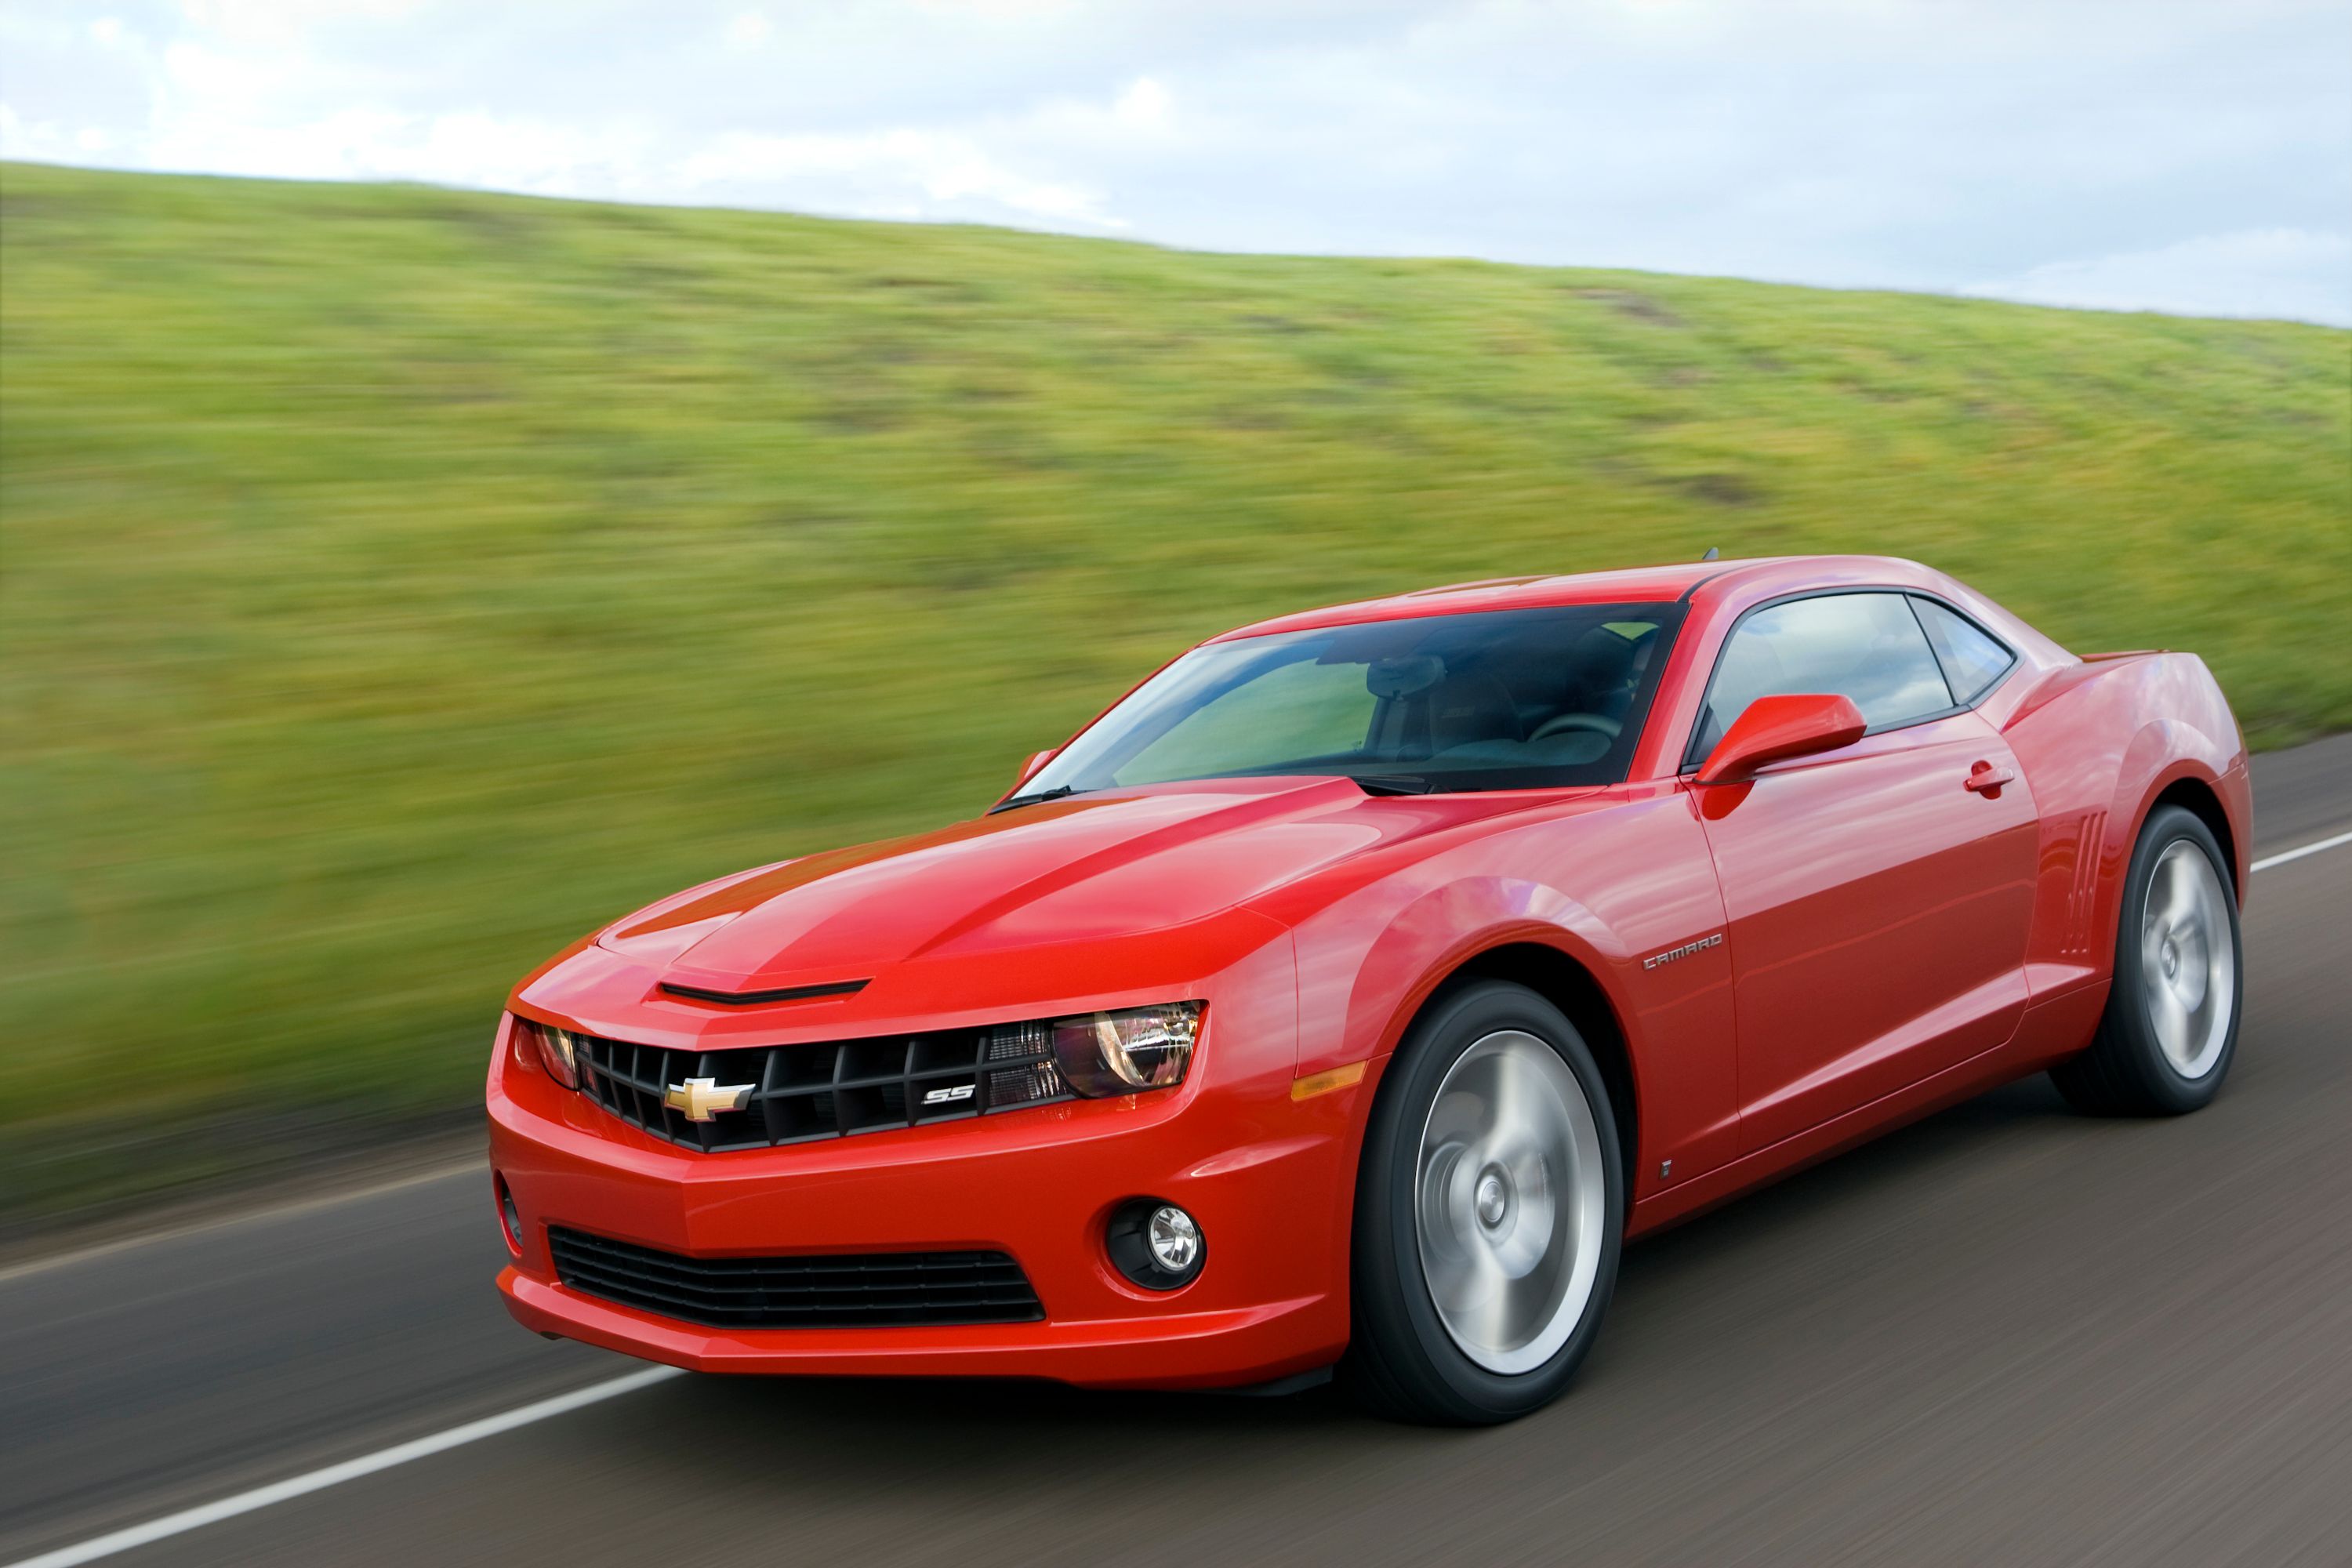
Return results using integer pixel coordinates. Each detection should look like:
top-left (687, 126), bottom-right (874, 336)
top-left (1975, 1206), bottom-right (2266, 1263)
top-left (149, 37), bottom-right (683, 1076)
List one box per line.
top-left (548, 1228), bottom-right (1044, 1329)
top-left (575, 1021), bottom-right (1068, 1152)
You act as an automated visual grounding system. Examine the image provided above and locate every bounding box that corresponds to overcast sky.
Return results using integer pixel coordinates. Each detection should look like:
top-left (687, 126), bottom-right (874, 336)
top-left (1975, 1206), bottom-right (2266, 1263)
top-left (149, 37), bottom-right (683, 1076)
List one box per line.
top-left (4, 0), bottom-right (2347, 325)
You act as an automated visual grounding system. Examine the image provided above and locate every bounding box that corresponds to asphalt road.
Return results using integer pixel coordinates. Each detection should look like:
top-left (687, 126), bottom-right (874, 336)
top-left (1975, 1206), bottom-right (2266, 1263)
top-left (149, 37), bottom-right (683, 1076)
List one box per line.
top-left (7, 735), bottom-right (2350, 1568)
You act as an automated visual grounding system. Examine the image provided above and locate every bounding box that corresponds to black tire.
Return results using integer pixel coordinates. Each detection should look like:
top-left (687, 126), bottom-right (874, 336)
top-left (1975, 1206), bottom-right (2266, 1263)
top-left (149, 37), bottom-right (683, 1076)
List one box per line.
top-left (1345, 980), bottom-right (1624, 1425)
top-left (2051, 804), bottom-right (2243, 1116)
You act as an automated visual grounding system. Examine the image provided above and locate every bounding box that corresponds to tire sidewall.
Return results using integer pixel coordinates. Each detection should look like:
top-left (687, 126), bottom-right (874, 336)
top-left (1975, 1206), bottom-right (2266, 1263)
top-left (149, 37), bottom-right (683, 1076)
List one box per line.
top-left (1355, 979), bottom-right (1624, 1422)
top-left (2111, 805), bottom-right (2244, 1112)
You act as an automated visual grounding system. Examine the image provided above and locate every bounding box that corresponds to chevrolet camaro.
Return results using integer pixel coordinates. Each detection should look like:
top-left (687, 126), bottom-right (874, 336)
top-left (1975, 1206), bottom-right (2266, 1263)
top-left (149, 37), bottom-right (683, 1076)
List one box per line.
top-left (488, 554), bottom-right (2249, 1424)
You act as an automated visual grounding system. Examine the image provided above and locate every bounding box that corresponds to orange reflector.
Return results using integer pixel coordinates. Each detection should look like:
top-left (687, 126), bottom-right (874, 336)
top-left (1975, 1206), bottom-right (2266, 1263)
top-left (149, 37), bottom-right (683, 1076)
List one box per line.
top-left (1290, 1061), bottom-right (1368, 1102)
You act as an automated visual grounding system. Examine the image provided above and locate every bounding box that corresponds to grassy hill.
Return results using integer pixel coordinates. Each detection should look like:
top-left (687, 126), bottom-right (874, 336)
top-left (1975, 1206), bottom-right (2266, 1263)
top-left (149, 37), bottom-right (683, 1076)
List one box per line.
top-left (3, 160), bottom-right (2347, 1217)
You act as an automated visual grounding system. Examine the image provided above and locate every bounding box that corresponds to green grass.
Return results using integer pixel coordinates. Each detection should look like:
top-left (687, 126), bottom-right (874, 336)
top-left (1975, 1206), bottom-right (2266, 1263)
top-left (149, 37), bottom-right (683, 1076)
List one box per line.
top-left (3, 161), bottom-right (2347, 1211)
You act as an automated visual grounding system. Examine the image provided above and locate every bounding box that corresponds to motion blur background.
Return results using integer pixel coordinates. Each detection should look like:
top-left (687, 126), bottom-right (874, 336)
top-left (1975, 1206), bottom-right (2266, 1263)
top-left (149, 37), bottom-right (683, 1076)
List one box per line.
top-left (2, 1), bottom-right (2347, 1230)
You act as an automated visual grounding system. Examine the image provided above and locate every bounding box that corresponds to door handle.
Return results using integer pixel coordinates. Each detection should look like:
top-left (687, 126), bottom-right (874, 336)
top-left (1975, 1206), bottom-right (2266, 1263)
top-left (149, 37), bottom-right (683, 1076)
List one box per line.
top-left (1964, 760), bottom-right (2015, 794)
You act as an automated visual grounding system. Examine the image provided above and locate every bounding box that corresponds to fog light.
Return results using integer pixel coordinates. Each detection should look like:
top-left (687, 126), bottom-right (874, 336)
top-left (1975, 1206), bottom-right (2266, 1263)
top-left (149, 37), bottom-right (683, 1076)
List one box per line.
top-left (1108, 1199), bottom-right (1205, 1290)
top-left (1149, 1206), bottom-right (1200, 1272)
top-left (495, 1174), bottom-right (524, 1255)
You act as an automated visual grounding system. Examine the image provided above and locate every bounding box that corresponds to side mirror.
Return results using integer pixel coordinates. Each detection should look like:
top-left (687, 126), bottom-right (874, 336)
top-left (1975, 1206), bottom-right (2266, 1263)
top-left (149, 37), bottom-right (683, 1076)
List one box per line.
top-left (1695, 693), bottom-right (1867, 785)
top-left (1012, 748), bottom-right (1058, 791)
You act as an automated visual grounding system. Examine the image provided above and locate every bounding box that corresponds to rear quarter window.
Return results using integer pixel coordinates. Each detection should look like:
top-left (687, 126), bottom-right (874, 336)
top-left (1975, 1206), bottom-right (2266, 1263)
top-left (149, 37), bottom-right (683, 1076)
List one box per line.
top-left (1910, 597), bottom-right (2016, 705)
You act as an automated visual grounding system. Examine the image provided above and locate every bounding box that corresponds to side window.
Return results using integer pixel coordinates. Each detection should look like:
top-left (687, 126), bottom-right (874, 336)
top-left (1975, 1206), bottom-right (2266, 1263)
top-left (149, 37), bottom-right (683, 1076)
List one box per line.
top-left (1911, 597), bottom-right (2014, 705)
top-left (1690, 592), bottom-right (1955, 761)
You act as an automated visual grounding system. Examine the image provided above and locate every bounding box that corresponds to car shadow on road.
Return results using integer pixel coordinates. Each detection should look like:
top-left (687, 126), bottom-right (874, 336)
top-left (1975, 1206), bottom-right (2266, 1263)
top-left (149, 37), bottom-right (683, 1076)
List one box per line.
top-left (1616, 1069), bottom-right (2078, 1282)
top-left (607, 1069), bottom-right (2085, 1474)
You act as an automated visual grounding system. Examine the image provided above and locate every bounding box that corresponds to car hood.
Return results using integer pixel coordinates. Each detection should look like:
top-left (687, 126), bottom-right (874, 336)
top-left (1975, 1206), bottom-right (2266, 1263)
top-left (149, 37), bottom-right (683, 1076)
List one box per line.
top-left (597, 776), bottom-right (1530, 993)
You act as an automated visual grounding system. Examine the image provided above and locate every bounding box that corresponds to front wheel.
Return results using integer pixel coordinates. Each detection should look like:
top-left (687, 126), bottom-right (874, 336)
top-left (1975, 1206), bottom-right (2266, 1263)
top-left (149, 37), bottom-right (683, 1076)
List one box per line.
top-left (2052, 804), bottom-right (2243, 1116)
top-left (1346, 981), bottom-right (1624, 1425)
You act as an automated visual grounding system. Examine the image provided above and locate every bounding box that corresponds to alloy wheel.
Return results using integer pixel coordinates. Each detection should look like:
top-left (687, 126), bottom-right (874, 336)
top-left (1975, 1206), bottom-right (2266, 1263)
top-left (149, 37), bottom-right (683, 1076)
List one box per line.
top-left (1413, 1029), bottom-right (1607, 1375)
top-left (2139, 838), bottom-right (2235, 1080)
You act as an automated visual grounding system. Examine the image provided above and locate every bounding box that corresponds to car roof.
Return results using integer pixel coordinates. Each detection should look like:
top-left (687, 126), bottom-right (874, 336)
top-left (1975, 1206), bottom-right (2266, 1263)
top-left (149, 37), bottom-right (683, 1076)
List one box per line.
top-left (1209, 555), bottom-right (1946, 641)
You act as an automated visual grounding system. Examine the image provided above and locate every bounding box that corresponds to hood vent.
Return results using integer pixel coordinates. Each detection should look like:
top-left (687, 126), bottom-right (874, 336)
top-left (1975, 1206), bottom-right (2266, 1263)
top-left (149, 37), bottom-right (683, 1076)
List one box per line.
top-left (659, 978), bottom-right (870, 1006)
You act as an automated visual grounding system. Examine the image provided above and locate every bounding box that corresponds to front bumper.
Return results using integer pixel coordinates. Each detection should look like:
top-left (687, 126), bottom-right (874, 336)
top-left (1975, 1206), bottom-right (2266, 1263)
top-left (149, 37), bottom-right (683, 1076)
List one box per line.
top-left (488, 1017), bottom-right (1365, 1390)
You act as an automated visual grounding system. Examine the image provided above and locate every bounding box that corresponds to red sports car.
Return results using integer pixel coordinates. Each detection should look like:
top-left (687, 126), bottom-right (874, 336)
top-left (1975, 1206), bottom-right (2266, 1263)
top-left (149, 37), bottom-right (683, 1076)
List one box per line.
top-left (489, 554), bottom-right (2249, 1424)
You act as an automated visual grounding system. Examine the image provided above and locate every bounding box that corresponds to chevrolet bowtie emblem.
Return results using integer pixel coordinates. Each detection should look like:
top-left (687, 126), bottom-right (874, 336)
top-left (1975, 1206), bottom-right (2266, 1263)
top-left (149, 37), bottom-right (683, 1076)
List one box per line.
top-left (663, 1076), bottom-right (753, 1122)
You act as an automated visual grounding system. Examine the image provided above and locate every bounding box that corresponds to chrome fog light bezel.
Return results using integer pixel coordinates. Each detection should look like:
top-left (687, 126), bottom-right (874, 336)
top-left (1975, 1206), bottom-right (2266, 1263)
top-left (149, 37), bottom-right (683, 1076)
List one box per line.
top-left (1108, 1198), bottom-right (1206, 1290)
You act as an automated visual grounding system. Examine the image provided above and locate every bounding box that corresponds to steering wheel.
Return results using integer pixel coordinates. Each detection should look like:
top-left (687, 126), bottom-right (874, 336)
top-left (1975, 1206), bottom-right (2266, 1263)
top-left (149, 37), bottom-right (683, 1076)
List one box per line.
top-left (1530, 712), bottom-right (1621, 742)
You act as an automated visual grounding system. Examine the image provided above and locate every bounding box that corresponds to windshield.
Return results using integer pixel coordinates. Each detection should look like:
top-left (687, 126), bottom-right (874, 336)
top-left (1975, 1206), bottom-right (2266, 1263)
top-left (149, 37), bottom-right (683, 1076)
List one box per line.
top-left (1015, 602), bottom-right (1683, 801)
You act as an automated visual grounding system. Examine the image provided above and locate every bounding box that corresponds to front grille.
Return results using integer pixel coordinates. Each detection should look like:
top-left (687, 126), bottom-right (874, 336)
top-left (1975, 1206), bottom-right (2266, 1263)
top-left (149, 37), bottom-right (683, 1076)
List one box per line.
top-left (575, 1019), bottom-right (1068, 1152)
top-left (548, 1228), bottom-right (1044, 1329)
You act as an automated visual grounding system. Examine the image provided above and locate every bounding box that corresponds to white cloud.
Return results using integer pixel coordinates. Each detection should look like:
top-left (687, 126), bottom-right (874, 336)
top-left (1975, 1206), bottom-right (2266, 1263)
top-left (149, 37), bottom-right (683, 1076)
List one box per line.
top-left (1964, 229), bottom-right (2352, 327)
top-left (170, 0), bottom-right (432, 47)
top-left (162, 38), bottom-right (281, 104)
top-left (1112, 76), bottom-right (1169, 127)
top-left (129, 103), bottom-right (656, 193)
top-left (724, 10), bottom-right (771, 52)
top-left (0, 0), bottom-right (2344, 326)
top-left (678, 126), bottom-right (1123, 227)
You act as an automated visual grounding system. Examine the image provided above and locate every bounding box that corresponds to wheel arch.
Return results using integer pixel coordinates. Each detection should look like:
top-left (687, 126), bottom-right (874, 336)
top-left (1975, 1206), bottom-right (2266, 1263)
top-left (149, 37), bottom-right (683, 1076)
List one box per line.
top-left (1401, 941), bottom-right (1642, 1214)
top-left (2092, 715), bottom-right (2248, 963)
top-left (2147, 775), bottom-right (2240, 899)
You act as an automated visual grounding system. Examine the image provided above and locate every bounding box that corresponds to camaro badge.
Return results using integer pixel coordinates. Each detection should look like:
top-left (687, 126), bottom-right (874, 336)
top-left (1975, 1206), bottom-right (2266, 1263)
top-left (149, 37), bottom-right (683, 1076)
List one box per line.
top-left (664, 1076), bottom-right (753, 1121)
top-left (1643, 932), bottom-right (1723, 970)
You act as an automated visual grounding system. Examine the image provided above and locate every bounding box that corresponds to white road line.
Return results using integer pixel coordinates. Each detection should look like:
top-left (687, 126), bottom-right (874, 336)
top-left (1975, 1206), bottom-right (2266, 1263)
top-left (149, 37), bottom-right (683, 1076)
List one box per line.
top-left (11, 820), bottom-right (2349, 1568)
top-left (2251, 828), bottom-right (2352, 873)
top-left (5, 1367), bottom-right (686, 1568)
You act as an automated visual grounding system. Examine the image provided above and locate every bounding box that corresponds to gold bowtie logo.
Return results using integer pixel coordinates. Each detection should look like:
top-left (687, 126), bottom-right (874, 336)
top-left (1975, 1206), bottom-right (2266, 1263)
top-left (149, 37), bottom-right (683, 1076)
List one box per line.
top-left (664, 1076), bottom-right (753, 1122)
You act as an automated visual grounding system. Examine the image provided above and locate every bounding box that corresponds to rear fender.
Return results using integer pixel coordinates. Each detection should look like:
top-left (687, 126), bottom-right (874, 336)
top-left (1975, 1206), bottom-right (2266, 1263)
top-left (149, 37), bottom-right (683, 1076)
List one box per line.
top-left (2095, 663), bottom-right (2250, 955)
top-left (2003, 651), bottom-right (2248, 993)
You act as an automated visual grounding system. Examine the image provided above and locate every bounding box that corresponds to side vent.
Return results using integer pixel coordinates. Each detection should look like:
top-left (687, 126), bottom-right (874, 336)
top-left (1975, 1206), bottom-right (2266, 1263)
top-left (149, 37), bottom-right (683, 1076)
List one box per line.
top-left (2061, 811), bottom-right (2107, 957)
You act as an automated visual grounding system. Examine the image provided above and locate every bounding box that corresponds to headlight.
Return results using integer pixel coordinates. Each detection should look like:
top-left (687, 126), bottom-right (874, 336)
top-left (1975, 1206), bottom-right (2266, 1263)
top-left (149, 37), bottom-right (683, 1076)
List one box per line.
top-left (1051, 1002), bottom-right (1202, 1096)
top-left (511, 1016), bottom-right (580, 1090)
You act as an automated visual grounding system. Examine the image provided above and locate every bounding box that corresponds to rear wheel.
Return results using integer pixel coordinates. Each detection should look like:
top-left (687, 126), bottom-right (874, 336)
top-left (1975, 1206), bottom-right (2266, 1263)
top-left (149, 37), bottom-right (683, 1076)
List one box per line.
top-left (1346, 981), bottom-right (1623, 1425)
top-left (2052, 804), bottom-right (2242, 1116)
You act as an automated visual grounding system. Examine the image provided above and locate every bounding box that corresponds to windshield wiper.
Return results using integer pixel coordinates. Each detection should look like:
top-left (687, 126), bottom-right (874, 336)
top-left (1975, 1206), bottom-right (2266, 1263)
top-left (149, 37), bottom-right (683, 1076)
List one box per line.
top-left (1352, 775), bottom-right (1435, 797)
top-left (991, 784), bottom-right (1086, 813)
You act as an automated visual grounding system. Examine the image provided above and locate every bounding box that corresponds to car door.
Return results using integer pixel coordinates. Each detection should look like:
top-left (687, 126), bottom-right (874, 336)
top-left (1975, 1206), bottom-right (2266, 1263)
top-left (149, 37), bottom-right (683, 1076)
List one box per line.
top-left (1686, 590), bottom-right (2039, 1153)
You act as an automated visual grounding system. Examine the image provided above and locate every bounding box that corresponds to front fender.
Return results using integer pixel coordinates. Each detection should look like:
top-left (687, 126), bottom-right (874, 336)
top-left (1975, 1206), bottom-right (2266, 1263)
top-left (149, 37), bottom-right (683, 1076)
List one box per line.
top-left (1277, 786), bottom-right (1737, 1193)
top-left (1345, 877), bottom-right (1628, 1068)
